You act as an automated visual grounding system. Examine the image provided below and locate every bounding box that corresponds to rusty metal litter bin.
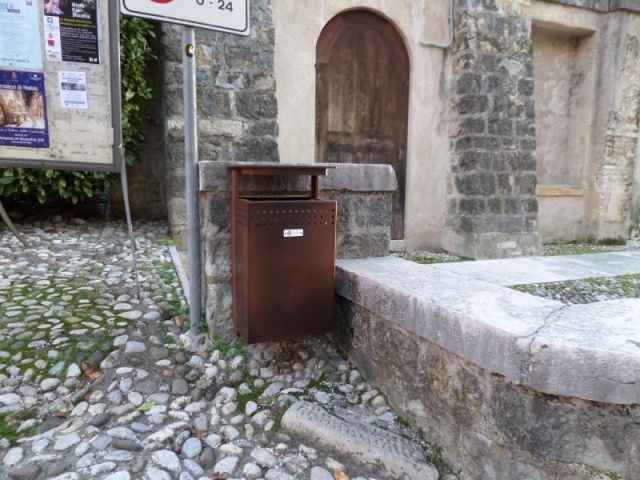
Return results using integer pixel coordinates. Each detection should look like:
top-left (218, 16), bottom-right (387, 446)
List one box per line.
top-left (229, 164), bottom-right (337, 344)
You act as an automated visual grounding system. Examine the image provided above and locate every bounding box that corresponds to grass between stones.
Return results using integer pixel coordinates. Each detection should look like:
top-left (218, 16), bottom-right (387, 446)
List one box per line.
top-left (0, 227), bottom-right (187, 445)
top-left (0, 408), bottom-right (38, 446)
top-left (511, 273), bottom-right (640, 303)
top-left (585, 466), bottom-right (622, 480)
top-left (400, 241), bottom-right (639, 305)
top-left (394, 251), bottom-right (472, 265)
top-left (410, 255), bottom-right (474, 265)
top-left (142, 260), bottom-right (188, 318)
top-left (0, 277), bottom-right (122, 380)
top-left (543, 237), bottom-right (627, 256)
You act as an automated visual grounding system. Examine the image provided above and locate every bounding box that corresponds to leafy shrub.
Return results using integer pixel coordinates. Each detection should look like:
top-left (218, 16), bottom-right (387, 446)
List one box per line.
top-left (0, 168), bottom-right (110, 204)
top-left (120, 16), bottom-right (156, 166)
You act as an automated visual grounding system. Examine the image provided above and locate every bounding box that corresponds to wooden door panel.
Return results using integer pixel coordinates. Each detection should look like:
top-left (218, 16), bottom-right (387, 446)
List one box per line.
top-left (316, 11), bottom-right (409, 239)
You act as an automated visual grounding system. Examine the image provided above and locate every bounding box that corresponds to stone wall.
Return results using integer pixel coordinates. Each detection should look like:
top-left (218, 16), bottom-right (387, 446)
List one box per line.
top-left (159, 0), bottom-right (279, 248)
top-left (529, 0), bottom-right (640, 242)
top-left (335, 299), bottom-right (640, 479)
top-left (333, 251), bottom-right (640, 478)
top-left (149, 0), bottom-right (639, 256)
top-left (595, 17), bottom-right (640, 239)
top-left (199, 161), bottom-right (396, 340)
top-left (446, 0), bottom-right (542, 258)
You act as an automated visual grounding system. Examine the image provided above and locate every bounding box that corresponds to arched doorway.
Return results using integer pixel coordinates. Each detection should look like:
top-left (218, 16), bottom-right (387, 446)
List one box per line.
top-left (315, 10), bottom-right (410, 240)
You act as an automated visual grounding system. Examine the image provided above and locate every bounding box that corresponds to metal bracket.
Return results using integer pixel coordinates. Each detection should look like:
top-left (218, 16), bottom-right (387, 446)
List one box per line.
top-left (0, 199), bottom-right (28, 247)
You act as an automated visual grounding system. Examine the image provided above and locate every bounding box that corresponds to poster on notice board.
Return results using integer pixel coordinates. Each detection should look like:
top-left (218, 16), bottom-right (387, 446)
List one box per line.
top-left (0, 0), bottom-right (44, 70)
top-left (44, 0), bottom-right (100, 64)
top-left (0, 70), bottom-right (50, 148)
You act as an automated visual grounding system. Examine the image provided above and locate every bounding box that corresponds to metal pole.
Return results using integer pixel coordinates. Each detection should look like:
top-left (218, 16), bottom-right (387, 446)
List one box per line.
top-left (183, 26), bottom-right (201, 337)
top-left (120, 159), bottom-right (141, 300)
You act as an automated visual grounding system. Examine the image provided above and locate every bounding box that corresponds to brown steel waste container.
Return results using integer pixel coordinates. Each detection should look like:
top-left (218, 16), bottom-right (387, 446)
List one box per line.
top-left (229, 164), bottom-right (337, 344)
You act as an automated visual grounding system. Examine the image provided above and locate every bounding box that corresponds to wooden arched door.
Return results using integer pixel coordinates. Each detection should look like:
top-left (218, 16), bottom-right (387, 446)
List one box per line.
top-left (316, 10), bottom-right (410, 240)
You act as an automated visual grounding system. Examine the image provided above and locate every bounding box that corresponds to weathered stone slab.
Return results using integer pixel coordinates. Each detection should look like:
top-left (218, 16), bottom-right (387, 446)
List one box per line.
top-left (528, 299), bottom-right (640, 404)
top-left (281, 401), bottom-right (438, 480)
top-left (335, 297), bottom-right (640, 480)
top-left (336, 256), bottom-right (562, 383)
top-left (545, 0), bottom-right (610, 12)
top-left (336, 255), bottom-right (640, 404)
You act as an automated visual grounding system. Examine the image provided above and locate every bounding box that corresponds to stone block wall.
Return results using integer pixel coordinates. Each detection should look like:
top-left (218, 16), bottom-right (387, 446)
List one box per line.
top-left (128, 0), bottom-right (640, 256)
top-left (530, 0), bottom-right (640, 242)
top-left (596, 23), bottom-right (640, 238)
top-left (334, 298), bottom-right (640, 479)
top-left (446, 0), bottom-right (542, 258)
top-left (199, 161), bottom-right (396, 340)
top-left (159, 0), bottom-right (279, 248)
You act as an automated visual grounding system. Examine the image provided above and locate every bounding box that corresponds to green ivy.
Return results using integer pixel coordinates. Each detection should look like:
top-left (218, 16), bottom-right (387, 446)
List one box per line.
top-left (120, 15), bottom-right (156, 166)
top-left (0, 15), bottom-right (156, 205)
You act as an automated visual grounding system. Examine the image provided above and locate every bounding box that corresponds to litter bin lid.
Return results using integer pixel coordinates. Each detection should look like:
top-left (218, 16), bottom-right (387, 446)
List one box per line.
top-left (227, 163), bottom-right (335, 177)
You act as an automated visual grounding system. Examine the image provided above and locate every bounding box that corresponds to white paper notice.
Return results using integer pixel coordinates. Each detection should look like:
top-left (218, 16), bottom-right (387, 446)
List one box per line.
top-left (58, 71), bottom-right (88, 109)
top-left (0, 1), bottom-right (43, 69)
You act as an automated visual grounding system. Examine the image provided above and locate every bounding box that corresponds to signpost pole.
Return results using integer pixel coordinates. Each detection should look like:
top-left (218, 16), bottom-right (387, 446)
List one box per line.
top-left (120, 0), bottom-right (250, 342)
top-left (182, 26), bottom-right (201, 337)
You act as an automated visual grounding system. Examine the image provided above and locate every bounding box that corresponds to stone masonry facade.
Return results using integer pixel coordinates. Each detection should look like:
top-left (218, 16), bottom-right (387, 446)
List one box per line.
top-left (598, 29), bottom-right (640, 238)
top-left (334, 299), bottom-right (640, 479)
top-left (159, 0), bottom-right (279, 248)
top-left (447, 0), bottom-right (542, 258)
top-left (148, 0), bottom-right (640, 257)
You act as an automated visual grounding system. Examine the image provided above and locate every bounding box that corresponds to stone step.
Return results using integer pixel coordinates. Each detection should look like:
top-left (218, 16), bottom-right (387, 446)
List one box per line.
top-left (281, 401), bottom-right (439, 480)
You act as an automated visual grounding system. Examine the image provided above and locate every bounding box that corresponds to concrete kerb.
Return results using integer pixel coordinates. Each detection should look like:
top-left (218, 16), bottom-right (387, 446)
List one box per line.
top-left (169, 245), bottom-right (189, 305)
top-left (335, 255), bottom-right (640, 405)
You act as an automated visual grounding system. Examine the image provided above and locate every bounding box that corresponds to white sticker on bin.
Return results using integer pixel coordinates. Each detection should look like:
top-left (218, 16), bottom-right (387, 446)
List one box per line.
top-left (284, 229), bottom-right (304, 238)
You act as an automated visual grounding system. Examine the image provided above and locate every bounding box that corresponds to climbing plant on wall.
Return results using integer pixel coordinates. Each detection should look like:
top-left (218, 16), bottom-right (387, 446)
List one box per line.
top-left (119, 16), bottom-right (156, 167)
top-left (0, 16), bottom-right (156, 205)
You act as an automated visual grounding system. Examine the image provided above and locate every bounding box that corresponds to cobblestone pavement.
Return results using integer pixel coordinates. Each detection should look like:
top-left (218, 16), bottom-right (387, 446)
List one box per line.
top-left (0, 219), bottom-right (438, 480)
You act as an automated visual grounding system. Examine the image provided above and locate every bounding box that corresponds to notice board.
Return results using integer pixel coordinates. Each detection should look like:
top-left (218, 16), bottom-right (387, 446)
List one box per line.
top-left (0, 0), bottom-right (121, 172)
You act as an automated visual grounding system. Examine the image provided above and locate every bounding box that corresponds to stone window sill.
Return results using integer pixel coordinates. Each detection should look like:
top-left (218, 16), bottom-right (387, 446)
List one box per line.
top-left (536, 185), bottom-right (584, 196)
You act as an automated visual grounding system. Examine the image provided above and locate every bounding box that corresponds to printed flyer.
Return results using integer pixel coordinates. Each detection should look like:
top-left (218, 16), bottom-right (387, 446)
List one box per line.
top-left (58, 70), bottom-right (88, 109)
top-left (0, 70), bottom-right (50, 148)
top-left (0, 0), bottom-right (44, 69)
top-left (44, 0), bottom-right (100, 64)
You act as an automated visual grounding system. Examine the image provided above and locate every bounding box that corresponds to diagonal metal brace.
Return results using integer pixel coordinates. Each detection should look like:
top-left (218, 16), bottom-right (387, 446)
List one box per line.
top-left (0, 198), bottom-right (29, 247)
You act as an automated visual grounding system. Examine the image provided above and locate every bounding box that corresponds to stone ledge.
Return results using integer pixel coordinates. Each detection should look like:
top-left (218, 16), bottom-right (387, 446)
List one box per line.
top-left (528, 300), bottom-right (640, 402)
top-left (610, 0), bottom-right (640, 12)
top-left (335, 256), bottom-right (640, 404)
top-left (199, 161), bottom-right (397, 193)
top-left (543, 0), bottom-right (609, 12)
top-left (543, 0), bottom-right (640, 12)
top-left (536, 185), bottom-right (585, 196)
top-left (321, 163), bottom-right (397, 192)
